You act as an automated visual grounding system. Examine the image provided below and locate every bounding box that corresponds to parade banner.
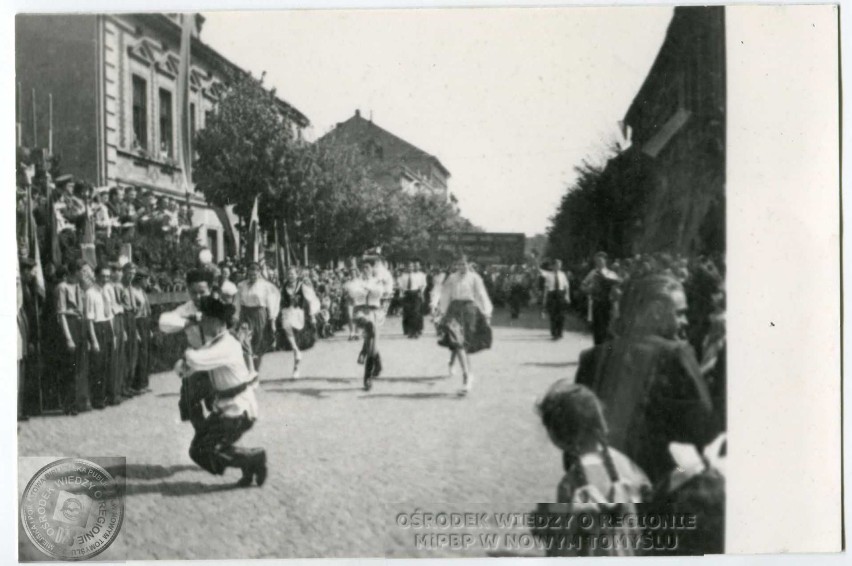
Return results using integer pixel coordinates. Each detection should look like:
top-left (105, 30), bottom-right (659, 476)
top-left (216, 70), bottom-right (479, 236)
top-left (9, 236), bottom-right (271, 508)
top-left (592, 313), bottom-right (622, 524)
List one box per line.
top-left (432, 232), bottom-right (525, 265)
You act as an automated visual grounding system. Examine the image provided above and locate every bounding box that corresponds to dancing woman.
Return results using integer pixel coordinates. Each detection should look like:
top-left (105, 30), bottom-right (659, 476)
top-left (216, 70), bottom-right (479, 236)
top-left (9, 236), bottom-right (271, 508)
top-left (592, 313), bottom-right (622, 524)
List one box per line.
top-left (436, 254), bottom-right (493, 396)
top-left (234, 262), bottom-right (280, 370)
top-left (278, 267), bottom-right (320, 379)
top-left (345, 260), bottom-right (385, 391)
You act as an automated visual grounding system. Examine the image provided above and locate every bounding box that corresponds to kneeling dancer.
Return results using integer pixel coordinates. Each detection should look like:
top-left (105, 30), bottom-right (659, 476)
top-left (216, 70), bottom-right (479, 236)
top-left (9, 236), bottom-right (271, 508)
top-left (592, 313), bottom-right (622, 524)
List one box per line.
top-left (177, 296), bottom-right (267, 487)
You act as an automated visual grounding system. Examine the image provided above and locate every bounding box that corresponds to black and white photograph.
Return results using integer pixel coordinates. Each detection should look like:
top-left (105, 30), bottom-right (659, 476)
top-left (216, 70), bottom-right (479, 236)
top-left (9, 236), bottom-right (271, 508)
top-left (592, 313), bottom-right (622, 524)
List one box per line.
top-left (10, 3), bottom-right (841, 561)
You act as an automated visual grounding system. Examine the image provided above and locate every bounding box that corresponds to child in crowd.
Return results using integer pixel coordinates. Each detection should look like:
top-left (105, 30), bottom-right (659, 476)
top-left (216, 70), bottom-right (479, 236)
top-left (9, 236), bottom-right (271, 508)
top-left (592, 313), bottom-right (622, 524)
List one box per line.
top-left (533, 380), bottom-right (651, 557)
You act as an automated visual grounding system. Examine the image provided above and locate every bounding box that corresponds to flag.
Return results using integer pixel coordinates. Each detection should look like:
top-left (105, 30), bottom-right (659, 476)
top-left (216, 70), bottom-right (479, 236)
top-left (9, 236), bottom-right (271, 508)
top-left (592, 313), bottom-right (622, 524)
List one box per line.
top-left (26, 185), bottom-right (45, 299)
top-left (43, 176), bottom-right (61, 266)
top-left (247, 195), bottom-right (260, 263)
top-left (176, 13), bottom-right (238, 256)
top-left (81, 198), bottom-right (97, 267)
top-left (176, 13), bottom-right (193, 195)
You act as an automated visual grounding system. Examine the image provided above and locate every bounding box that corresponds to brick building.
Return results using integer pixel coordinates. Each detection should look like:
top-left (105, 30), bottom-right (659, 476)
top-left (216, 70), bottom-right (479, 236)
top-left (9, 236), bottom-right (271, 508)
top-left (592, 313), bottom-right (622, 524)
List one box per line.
top-left (318, 110), bottom-right (452, 203)
top-left (614, 6), bottom-right (726, 255)
top-left (16, 13), bottom-right (309, 260)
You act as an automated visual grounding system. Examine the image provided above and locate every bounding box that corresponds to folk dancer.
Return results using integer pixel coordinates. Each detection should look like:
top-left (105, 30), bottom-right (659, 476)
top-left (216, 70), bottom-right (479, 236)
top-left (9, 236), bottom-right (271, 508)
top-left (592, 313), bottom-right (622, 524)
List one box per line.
top-left (234, 262), bottom-right (280, 371)
top-left (175, 296), bottom-right (267, 487)
top-left (345, 260), bottom-right (385, 391)
top-left (436, 254), bottom-right (493, 396)
top-left (398, 261), bottom-right (426, 338)
top-left (278, 267), bottom-right (320, 379)
top-left (158, 269), bottom-right (215, 430)
top-left (541, 259), bottom-right (571, 340)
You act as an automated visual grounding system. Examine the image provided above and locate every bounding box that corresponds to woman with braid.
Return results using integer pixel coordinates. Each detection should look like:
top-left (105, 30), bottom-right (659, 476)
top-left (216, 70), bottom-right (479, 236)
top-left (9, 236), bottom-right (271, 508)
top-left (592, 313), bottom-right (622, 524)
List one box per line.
top-left (533, 381), bottom-right (651, 557)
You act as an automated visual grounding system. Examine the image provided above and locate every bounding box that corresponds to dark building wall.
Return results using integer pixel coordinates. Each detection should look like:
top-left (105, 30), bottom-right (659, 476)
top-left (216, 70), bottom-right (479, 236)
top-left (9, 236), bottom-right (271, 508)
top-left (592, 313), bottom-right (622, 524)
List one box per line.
top-left (16, 14), bottom-right (100, 182)
top-left (623, 6), bottom-right (726, 255)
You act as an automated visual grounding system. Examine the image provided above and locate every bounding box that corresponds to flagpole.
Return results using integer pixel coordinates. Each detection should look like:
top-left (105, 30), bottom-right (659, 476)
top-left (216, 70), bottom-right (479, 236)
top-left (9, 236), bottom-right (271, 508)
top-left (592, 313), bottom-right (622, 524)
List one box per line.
top-left (31, 88), bottom-right (37, 147)
top-left (16, 82), bottom-right (22, 146)
top-left (48, 93), bottom-right (53, 156)
top-left (26, 182), bottom-right (44, 414)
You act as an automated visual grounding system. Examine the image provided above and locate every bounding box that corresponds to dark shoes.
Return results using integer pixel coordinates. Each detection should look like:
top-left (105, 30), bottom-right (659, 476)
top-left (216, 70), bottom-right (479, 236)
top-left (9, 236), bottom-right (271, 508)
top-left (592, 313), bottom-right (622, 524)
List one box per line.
top-left (363, 353), bottom-right (382, 391)
top-left (236, 450), bottom-right (267, 488)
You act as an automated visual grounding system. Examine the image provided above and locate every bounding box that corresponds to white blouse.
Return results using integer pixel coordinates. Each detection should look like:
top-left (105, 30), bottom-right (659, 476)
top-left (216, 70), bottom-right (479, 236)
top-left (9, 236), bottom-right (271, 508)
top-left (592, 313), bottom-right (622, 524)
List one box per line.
top-left (438, 271), bottom-right (493, 317)
top-left (346, 277), bottom-right (384, 308)
top-left (235, 279), bottom-right (281, 319)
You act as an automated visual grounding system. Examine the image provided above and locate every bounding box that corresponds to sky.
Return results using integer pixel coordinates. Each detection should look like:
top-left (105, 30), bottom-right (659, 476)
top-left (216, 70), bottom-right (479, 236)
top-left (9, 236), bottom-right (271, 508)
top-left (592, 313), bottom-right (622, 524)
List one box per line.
top-left (201, 7), bottom-right (673, 236)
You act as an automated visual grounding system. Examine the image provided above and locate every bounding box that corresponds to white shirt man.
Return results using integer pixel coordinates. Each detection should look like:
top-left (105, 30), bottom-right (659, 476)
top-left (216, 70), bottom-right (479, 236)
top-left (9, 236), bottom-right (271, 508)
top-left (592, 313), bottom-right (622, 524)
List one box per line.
top-left (397, 270), bottom-right (427, 294)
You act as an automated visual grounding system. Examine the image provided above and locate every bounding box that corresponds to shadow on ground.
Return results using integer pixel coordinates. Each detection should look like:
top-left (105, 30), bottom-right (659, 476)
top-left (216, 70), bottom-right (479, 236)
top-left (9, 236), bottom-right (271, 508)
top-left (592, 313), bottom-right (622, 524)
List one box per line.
top-left (124, 480), bottom-right (245, 497)
top-left (359, 392), bottom-right (463, 400)
top-left (521, 361), bottom-right (579, 368)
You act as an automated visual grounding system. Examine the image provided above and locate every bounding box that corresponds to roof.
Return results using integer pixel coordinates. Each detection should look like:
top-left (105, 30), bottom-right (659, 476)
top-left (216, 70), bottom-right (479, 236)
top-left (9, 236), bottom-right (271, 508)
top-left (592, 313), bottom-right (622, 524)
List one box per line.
top-left (137, 14), bottom-right (310, 128)
top-left (318, 111), bottom-right (450, 178)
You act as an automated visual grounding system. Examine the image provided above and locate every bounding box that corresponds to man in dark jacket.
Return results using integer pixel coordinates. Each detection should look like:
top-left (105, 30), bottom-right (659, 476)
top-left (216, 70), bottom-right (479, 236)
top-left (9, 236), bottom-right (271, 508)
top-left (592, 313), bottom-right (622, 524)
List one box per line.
top-left (574, 274), bottom-right (718, 483)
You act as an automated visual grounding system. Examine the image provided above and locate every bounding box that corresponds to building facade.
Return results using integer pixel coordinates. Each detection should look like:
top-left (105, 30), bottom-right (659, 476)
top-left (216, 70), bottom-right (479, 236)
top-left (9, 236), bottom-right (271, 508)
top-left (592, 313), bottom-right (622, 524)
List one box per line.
top-left (16, 13), bottom-right (309, 260)
top-left (618, 6), bottom-right (726, 255)
top-left (318, 110), bottom-right (451, 202)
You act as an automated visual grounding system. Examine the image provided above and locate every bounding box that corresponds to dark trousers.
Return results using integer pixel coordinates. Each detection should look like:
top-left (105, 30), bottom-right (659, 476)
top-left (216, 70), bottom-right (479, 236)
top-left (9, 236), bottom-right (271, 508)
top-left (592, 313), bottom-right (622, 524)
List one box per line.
top-left (509, 285), bottom-right (526, 319)
top-left (89, 321), bottom-right (114, 407)
top-left (547, 291), bottom-right (567, 338)
top-left (189, 411), bottom-right (255, 475)
top-left (124, 312), bottom-right (138, 390)
top-left (61, 317), bottom-right (89, 411)
top-left (401, 291), bottom-right (424, 336)
top-left (133, 316), bottom-right (151, 391)
top-left (180, 372), bottom-right (215, 431)
top-left (591, 300), bottom-right (612, 345)
top-left (109, 313), bottom-right (126, 402)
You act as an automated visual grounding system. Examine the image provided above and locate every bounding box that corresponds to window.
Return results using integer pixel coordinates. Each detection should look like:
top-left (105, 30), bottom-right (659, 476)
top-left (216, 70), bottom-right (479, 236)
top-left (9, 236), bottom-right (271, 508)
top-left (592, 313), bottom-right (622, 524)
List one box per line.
top-left (207, 229), bottom-right (219, 261)
top-left (132, 75), bottom-right (148, 149)
top-left (159, 88), bottom-right (173, 159)
top-left (189, 102), bottom-right (196, 140)
top-left (205, 109), bottom-right (214, 128)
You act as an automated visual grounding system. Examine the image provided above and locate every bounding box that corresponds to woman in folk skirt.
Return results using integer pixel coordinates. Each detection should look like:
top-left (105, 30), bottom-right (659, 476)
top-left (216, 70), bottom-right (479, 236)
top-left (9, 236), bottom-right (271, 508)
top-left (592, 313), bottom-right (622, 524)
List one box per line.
top-left (437, 254), bottom-right (493, 396)
top-left (278, 267), bottom-right (320, 379)
top-left (235, 262), bottom-right (280, 371)
top-left (345, 260), bottom-right (385, 391)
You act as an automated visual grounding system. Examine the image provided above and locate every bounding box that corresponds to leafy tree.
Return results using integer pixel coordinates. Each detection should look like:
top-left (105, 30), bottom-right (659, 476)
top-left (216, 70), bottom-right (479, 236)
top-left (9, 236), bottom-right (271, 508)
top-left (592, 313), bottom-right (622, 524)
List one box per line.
top-left (194, 71), bottom-right (299, 228)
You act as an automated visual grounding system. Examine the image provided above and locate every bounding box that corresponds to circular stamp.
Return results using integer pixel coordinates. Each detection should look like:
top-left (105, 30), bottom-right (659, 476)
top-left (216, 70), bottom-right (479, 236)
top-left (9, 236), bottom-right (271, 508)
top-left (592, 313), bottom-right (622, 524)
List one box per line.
top-left (20, 458), bottom-right (124, 561)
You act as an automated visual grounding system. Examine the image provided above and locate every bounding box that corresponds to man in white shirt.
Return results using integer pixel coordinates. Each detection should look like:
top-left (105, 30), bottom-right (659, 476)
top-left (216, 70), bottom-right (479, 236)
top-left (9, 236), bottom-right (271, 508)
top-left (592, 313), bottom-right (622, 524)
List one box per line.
top-left (85, 264), bottom-right (115, 410)
top-left (159, 268), bottom-right (215, 429)
top-left (398, 261), bottom-right (427, 338)
top-left (581, 252), bottom-right (621, 345)
top-left (176, 296), bottom-right (266, 488)
top-left (541, 259), bottom-right (571, 340)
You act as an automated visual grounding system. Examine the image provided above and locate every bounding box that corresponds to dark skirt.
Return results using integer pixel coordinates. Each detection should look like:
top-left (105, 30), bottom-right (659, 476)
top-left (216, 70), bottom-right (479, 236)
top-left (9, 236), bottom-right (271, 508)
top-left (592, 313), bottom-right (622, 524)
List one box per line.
top-left (438, 300), bottom-right (492, 354)
top-left (277, 308), bottom-right (317, 351)
top-left (241, 306), bottom-right (272, 357)
top-left (401, 291), bottom-right (424, 335)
